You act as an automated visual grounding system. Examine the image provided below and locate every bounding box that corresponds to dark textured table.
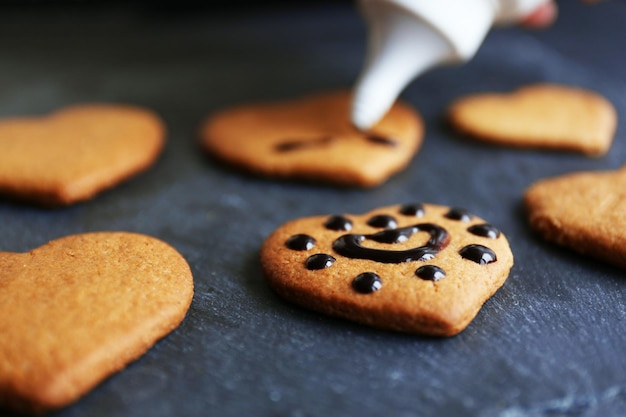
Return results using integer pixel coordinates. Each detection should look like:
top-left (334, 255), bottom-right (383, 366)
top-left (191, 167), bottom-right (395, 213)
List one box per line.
top-left (1, 2), bottom-right (625, 416)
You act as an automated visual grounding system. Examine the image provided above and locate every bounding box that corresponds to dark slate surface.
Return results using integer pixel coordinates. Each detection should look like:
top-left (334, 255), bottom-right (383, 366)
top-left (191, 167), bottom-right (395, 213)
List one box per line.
top-left (1, 2), bottom-right (625, 416)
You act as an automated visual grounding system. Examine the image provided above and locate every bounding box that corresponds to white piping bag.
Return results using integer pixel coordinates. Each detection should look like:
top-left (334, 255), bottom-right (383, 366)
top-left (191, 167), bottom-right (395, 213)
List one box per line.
top-left (351, 0), bottom-right (551, 130)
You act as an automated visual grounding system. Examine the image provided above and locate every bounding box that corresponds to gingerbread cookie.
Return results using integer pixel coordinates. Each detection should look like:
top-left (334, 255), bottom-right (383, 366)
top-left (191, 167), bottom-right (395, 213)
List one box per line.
top-left (447, 83), bottom-right (617, 156)
top-left (200, 91), bottom-right (423, 187)
top-left (0, 232), bottom-right (194, 414)
top-left (260, 203), bottom-right (514, 336)
top-left (524, 165), bottom-right (626, 268)
top-left (0, 104), bottom-right (165, 206)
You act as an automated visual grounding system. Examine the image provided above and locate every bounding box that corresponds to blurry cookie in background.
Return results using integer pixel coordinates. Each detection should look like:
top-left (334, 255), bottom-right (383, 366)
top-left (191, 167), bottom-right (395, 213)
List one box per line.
top-left (525, 165), bottom-right (626, 269)
top-left (448, 83), bottom-right (617, 156)
top-left (0, 104), bottom-right (165, 206)
top-left (200, 90), bottom-right (424, 187)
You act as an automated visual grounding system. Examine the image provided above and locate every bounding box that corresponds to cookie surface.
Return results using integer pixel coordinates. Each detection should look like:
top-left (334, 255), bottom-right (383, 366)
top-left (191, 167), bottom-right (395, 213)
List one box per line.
top-left (260, 204), bottom-right (514, 336)
top-left (0, 104), bottom-right (165, 206)
top-left (200, 91), bottom-right (423, 187)
top-left (448, 83), bottom-right (617, 156)
top-left (524, 165), bottom-right (626, 268)
top-left (0, 232), bottom-right (194, 414)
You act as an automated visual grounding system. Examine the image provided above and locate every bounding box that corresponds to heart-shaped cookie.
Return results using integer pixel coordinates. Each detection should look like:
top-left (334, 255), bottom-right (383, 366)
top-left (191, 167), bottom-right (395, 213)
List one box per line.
top-left (0, 104), bottom-right (165, 206)
top-left (200, 90), bottom-right (424, 187)
top-left (260, 204), bottom-right (514, 336)
top-left (525, 165), bottom-right (626, 268)
top-left (0, 232), bottom-right (194, 414)
top-left (448, 83), bottom-right (617, 156)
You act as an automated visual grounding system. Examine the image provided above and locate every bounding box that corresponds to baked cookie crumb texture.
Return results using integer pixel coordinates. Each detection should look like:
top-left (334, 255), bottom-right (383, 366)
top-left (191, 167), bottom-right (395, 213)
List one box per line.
top-left (261, 203), bottom-right (514, 337)
top-left (0, 232), bottom-right (194, 414)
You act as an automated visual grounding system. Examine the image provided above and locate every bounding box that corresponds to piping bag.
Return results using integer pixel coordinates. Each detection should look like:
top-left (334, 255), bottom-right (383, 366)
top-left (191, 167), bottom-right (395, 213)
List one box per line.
top-left (351, 0), bottom-right (552, 130)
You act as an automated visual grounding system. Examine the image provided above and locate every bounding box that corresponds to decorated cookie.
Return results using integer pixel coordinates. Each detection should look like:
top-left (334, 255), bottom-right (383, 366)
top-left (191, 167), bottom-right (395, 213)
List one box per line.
top-left (260, 203), bottom-right (514, 336)
top-left (200, 90), bottom-right (424, 187)
top-left (0, 232), bottom-right (194, 414)
top-left (524, 165), bottom-right (626, 268)
top-left (0, 104), bottom-right (165, 206)
top-left (447, 83), bottom-right (617, 156)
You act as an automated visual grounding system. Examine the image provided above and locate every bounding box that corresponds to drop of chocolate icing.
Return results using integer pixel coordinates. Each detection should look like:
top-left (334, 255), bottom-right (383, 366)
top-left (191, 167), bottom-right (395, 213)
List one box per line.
top-left (445, 208), bottom-right (472, 222)
top-left (285, 234), bottom-right (316, 251)
top-left (305, 254), bottom-right (336, 270)
top-left (274, 136), bottom-right (333, 153)
top-left (415, 265), bottom-right (446, 281)
top-left (364, 133), bottom-right (397, 147)
top-left (468, 223), bottom-right (501, 239)
top-left (459, 244), bottom-right (497, 265)
top-left (352, 272), bottom-right (382, 294)
top-left (399, 203), bottom-right (425, 217)
top-left (367, 214), bottom-right (397, 229)
top-left (324, 215), bottom-right (352, 231)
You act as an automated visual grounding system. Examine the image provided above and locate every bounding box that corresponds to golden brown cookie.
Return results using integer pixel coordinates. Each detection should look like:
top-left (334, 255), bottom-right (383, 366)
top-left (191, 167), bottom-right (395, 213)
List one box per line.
top-left (0, 104), bottom-right (165, 206)
top-left (200, 90), bottom-right (423, 187)
top-left (524, 165), bottom-right (626, 268)
top-left (0, 232), bottom-right (194, 414)
top-left (260, 203), bottom-right (514, 336)
top-left (448, 83), bottom-right (617, 156)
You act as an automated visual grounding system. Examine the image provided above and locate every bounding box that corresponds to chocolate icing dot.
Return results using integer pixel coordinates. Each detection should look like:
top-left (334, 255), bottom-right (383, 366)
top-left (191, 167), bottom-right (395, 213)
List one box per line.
top-left (352, 272), bottom-right (382, 294)
top-left (399, 203), bottom-right (425, 217)
top-left (285, 234), bottom-right (316, 251)
top-left (367, 214), bottom-right (398, 229)
top-left (445, 208), bottom-right (472, 222)
top-left (415, 265), bottom-right (446, 281)
top-left (324, 215), bottom-right (352, 231)
top-left (468, 223), bottom-right (501, 239)
top-left (459, 244), bottom-right (497, 265)
top-left (305, 254), bottom-right (336, 270)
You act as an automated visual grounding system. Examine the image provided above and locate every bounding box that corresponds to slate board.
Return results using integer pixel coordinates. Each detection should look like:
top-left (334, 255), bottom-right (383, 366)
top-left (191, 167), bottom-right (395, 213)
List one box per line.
top-left (0, 2), bottom-right (625, 416)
